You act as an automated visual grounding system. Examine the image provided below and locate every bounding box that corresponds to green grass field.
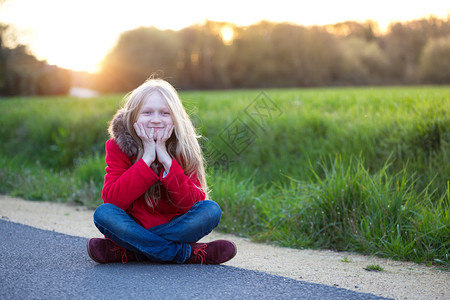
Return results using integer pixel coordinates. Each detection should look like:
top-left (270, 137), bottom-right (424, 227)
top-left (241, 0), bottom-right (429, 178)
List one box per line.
top-left (0, 86), bottom-right (448, 266)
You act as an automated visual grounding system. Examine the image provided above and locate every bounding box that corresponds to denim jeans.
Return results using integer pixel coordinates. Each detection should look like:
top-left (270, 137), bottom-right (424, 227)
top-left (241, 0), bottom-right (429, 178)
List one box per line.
top-left (93, 200), bottom-right (222, 264)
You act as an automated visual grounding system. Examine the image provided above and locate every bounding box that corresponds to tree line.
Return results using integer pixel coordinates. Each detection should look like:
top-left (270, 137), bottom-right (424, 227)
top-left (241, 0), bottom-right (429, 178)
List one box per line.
top-left (96, 17), bottom-right (450, 92)
top-left (1, 17), bottom-right (449, 96)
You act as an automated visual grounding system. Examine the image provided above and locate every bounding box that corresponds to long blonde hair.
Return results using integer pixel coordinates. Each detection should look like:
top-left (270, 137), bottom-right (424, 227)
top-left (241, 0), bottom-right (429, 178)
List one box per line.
top-left (120, 78), bottom-right (208, 207)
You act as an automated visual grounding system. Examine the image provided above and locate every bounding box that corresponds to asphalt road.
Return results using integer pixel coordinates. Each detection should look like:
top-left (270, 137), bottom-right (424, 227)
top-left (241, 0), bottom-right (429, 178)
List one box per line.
top-left (0, 219), bottom-right (390, 299)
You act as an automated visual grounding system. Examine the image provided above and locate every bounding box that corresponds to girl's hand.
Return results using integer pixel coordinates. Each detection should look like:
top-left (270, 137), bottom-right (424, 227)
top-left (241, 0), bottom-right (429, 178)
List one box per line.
top-left (155, 124), bottom-right (174, 171)
top-left (133, 122), bottom-right (156, 166)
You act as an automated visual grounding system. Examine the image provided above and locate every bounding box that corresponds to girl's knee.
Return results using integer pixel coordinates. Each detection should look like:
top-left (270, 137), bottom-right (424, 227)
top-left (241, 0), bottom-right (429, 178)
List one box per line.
top-left (93, 203), bottom-right (133, 237)
top-left (93, 203), bottom-right (119, 226)
top-left (201, 200), bottom-right (222, 226)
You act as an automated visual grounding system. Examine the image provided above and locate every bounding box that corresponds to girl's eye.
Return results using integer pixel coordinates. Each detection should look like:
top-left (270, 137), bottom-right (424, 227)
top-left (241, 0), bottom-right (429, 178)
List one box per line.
top-left (162, 112), bottom-right (170, 116)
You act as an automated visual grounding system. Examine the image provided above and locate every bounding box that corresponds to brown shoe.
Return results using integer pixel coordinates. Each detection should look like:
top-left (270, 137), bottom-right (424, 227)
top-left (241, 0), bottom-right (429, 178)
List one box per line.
top-left (87, 238), bottom-right (136, 264)
top-left (185, 240), bottom-right (237, 265)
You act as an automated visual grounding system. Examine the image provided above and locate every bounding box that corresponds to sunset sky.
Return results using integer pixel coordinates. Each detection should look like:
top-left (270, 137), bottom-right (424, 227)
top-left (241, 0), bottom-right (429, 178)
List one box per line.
top-left (1, 0), bottom-right (448, 73)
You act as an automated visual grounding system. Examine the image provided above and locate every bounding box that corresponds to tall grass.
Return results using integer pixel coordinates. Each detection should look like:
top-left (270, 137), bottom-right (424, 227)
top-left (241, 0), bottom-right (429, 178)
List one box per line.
top-left (209, 157), bottom-right (449, 265)
top-left (0, 94), bottom-right (118, 168)
top-left (0, 86), bottom-right (448, 265)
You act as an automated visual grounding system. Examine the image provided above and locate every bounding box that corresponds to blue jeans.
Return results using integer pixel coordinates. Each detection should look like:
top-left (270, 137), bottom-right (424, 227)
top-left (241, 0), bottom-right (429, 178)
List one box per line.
top-left (93, 200), bottom-right (222, 264)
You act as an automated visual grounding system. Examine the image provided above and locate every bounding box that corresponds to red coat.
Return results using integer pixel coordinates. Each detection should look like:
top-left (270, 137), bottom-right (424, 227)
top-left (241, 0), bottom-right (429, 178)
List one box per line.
top-left (102, 139), bottom-right (206, 229)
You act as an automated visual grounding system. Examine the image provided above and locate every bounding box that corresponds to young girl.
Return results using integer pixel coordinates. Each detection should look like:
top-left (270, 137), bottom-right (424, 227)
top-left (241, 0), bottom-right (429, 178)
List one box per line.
top-left (87, 78), bottom-right (237, 264)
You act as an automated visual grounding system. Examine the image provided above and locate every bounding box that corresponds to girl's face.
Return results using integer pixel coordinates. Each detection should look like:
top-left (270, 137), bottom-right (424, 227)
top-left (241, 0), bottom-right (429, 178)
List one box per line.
top-left (136, 92), bottom-right (174, 139)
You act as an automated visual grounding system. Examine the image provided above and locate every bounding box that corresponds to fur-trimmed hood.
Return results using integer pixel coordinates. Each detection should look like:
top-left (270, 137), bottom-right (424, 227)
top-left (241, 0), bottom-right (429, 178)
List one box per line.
top-left (108, 110), bottom-right (139, 157)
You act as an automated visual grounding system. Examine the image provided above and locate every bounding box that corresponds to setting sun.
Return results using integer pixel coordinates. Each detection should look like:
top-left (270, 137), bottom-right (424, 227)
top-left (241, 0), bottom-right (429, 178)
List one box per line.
top-left (220, 26), bottom-right (235, 45)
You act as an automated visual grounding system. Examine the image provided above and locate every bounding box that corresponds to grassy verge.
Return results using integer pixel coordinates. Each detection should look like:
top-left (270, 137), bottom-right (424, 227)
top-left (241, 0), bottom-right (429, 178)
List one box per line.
top-left (0, 86), bottom-right (448, 265)
top-left (209, 158), bottom-right (449, 265)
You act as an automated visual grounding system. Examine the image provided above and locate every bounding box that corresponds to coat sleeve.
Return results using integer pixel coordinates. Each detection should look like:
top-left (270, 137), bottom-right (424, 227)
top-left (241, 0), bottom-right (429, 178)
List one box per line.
top-left (160, 159), bottom-right (206, 213)
top-left (102, 139), bottom-right (159, 211)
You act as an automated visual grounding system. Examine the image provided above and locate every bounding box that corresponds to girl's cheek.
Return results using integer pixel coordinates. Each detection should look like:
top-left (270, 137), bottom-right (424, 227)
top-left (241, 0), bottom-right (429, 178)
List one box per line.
top-left (136, 118), bottom-right (146, 125)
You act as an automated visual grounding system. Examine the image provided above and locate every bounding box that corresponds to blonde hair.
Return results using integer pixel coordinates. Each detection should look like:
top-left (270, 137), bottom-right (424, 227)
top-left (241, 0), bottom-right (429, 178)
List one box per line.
top-left (120, 78), bottom-right (208, 207)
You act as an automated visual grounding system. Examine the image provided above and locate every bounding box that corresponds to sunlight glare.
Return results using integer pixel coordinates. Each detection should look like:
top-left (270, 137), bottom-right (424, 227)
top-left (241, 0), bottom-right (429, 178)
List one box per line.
top-left (220, 26), bottom-right (235, 45)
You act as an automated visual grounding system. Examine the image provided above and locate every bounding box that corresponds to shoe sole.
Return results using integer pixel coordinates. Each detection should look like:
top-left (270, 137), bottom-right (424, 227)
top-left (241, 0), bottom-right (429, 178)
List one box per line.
top-left (86, 238), bottom-right (102, 263)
